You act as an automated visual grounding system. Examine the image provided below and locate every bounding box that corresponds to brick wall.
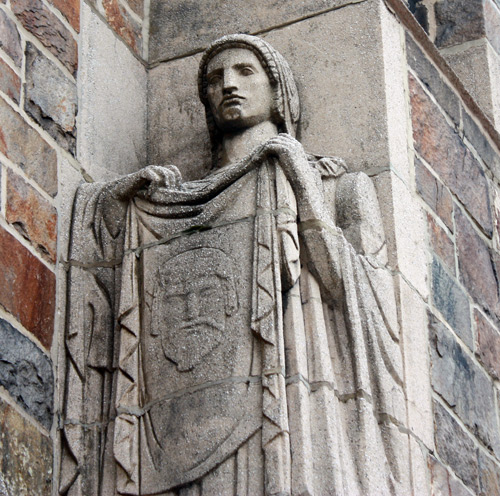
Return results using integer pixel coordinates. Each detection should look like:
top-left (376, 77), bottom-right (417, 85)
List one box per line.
top-left (407, 31), bottom-right (500, 495)
top-left (0, 0), bottom-right (78, 493)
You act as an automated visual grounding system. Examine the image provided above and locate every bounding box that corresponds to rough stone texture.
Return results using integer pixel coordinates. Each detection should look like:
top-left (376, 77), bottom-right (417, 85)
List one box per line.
top-left (0, 318), bottom-right (53, 429)
top-left (6, 169), bottom-right (57, 262)
top-left (434, 401), bottom-right (479, 493)
top-left (150, 0), bottom-right (362, 62)
top-left (102, 0), bottom-right (142, 56)
top-left (11, 0), bottom-right (78, 75)
top-left (0, 56), bottom-right (20, 104)
top-left (48, 0), bottom-right (80, 32)
top-left (0, 396), bottom-right (52, 495)
top-left (434, 0), bottom-right (485, 49)
top-left (478, 450), bottom-right (500, 496)
top-left (442, 40), bottom-right (500, 128)
top-left (149, 2), bottom-right (393, 181)
top-left (127, 0), bottom-right (144, 17)
top-left (431, 258), bottom-right (472, 348)
top-left (428, 455), bottom-right (470, 496)
top-left (430, 315), bottom-right (500, 455)
top-left (0, 97), bottom-right (57, 196)
top-left (79, 2), bottom-right (146, 180)
top-left (24, 42), bottom-right (77, 155)
top-left (475, 309), bottom-right (500, 380)
top-left (485, 0), bottom-right (500, 57)
top-left (456, 208), bottom-right (499, 315)
top-left (462, 111), bottom-right (500, 177)
top-left (0, 226), bottom-right (55, 349)
top-left (406, 34), bottom-right (460, 126)
top-left (0, 9), bottom-right (22, 66)
top-left (416, 157), bottom-right (453, 231)
top-left (410, 74), bottom-right (493, 236)
top-left (428, 214), bottom-right (455, 275)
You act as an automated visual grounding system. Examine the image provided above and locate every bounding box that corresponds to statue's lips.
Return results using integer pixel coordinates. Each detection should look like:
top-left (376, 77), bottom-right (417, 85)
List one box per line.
top-left (220, 95), bottom-right (245, 107)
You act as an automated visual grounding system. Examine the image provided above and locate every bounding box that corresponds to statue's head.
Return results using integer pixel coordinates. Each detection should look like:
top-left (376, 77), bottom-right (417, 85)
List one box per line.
top-left (198, 34), bottom-right (300, 160)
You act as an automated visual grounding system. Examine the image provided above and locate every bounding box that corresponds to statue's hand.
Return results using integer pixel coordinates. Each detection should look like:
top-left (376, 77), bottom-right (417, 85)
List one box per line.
top-left (111, 164), bottom-right (182, 201)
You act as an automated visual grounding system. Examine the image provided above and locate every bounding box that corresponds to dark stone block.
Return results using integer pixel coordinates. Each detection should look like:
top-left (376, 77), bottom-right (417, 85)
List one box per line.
top-left (431, 258), bottom-right (472, 348)
top-left (434, 401), bottom-right (479, 492)
top-left (434, 0), bottom-right (485, 49)
top-left (462, 111), bottom-right (500, 177)
top-left (430, 315), bottom-right (500, 456)
top-left (474, 309), bottom-right (500, 380)
top-left (456, 209), bottom-right (499, 315)
top-left (24, 43), bottom-right (77, 155)
top-left (0, 318), bottom-right (54, 429)
top-left (406, 33), bottom-right (460, 126)
top-left (427, 214), bottom-right (455, 275)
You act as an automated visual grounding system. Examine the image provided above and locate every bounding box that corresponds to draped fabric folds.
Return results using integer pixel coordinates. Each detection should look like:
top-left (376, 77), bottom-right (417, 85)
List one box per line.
top-left (61, 154), bottom-right (409, 495)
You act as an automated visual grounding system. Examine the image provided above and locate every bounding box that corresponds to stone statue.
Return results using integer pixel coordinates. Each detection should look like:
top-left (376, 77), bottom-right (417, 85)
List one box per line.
top-left (60, 34), bottom-right (408, 495)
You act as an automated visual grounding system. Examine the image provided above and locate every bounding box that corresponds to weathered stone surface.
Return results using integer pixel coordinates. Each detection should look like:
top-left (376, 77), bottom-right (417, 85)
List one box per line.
top-left (6, 169), bottom-right (57, 262)
top-left (430, 315), bottom-right (500, 455)
top-left (462, 111), bottom-right (500, 177)
top-left (416, 157), bottom-right (453, 231)
top-left (0, 9), bottom-right (22, 66)
top-left (478, 450), bottom-right (500, 496)
top-left (434, 0), bottom-right (485, 49)
top-left (428, 455), bottom-right (451, 496)
top-left (485, 0), bottom-right (500, 57)
top-left (150, 0), bottom-right (367, 62)
top-left (11, 0), bottom-right (78, 75)
top-left (406, 34), bottom-right (460, 126)
top-left (475, 309), bottom-right (500, 380)
top-left (102, 0), bottom-right (142, 56)
top-left (0, 97), bottom-right (57, 196)
top-left (456, 209), bottom-right (499, 314)
top-left (431, 259), bottom-right (472, 348)
top-left (0, 56), bottom-right (21, 104)
top-left (126, 0), bottom-right (144, 17)
top-left (442, 40), bottom-right (500, 128)
top-left (0, 396), bottom-right (52, 495)
top-left (0, 318), bottom-right (53, 429)
top-left (410, 74), bottom-right (493, 236)
top-left (48, 0), bottom-right (80, 32)
top-left (79, 3), bottom-right (146, 180)
top-left (434, 401), bottom-right (479, 493)
top-left (428, 214), bottom-right (455, 275)
top-left (0, 227), bottom-right (55, 349)
top-left (24, 42), bottom-right (77, 155)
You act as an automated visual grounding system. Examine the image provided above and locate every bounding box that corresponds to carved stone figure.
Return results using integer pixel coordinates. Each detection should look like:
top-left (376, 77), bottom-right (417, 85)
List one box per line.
top-left (60, 34), bottom-right (408, 495)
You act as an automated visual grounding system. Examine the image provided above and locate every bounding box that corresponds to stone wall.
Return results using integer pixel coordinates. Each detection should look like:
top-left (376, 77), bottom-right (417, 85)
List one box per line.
top-left (0, 0), bottom-right (78, 493)
top-left (405, 10), bottom-right (500, 495)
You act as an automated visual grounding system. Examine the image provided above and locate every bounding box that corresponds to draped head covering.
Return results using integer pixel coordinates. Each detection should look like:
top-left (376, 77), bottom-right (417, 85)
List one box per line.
top-left (198, 34), bottom-right (300, 163)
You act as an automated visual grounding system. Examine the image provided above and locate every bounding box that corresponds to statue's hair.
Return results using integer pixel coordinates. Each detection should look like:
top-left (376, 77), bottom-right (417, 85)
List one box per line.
top-left (198, 34), bottom-right (300, 164)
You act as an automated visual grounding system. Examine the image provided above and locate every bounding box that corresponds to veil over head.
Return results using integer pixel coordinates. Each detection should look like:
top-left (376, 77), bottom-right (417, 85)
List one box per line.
top-left (198, 34), bottom-right (301, 157)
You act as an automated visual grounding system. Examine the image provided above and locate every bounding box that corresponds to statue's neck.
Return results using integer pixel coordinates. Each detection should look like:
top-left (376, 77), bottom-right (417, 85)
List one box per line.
top-left (218, 121), bottom-right (278, 167)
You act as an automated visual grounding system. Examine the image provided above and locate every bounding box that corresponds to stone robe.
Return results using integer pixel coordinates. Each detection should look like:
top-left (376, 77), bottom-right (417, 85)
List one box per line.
top-left (60, 152), bottom-right (408, 495)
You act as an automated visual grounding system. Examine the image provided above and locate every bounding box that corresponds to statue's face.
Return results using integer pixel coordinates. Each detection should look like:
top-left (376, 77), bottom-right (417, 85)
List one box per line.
top-left (206, 48), bottom-right (274, 132)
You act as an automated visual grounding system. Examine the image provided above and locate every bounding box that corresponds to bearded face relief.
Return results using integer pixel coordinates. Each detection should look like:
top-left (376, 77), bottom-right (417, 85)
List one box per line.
top-left (152, 248), bottom-right (238, 372)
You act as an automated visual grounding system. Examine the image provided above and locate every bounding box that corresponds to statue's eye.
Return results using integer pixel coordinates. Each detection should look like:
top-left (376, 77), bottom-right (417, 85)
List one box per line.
top-left (240, 67), bottom-right (254, 76)
top-left (208, 74), bottom-right (222, 85)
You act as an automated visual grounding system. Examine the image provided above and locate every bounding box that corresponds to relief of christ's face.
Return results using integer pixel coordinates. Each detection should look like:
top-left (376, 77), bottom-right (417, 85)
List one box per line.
top-left (152, 249), bottom-right (237, 372)
top-left (205, 48), bottom-right (275, 132)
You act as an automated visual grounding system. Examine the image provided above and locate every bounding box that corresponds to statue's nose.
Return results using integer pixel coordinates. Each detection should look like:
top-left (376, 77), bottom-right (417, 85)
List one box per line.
top-left (223, 70), bottom-right (238, 93)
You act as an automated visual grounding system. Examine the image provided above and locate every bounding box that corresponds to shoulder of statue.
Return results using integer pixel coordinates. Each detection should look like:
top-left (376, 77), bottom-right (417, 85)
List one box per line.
top-left (306, 153), bottom-right (347, 179)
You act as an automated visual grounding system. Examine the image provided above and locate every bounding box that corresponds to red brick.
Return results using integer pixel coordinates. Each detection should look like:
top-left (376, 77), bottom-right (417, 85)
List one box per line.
top-left (0, 57), bottom-right (20, 104)
top-left (11, 0), bottom-right (78, 75)
top-left (456, 208), bottom-right (499, 315)
top-left (0, 97), bottom-right (57, 196)
top-left (475, 309), bottom-right (500, 380)
top-left (428, 213), bottom-right (455, 274)
top-left (416, 157), bottom-right (453, 231)
top-left (410, 74), bottom-right (493, 237)
top-left (0, 9), bottom-right (23, 66)
top-left (0, 226), bottom-right (55, 349)
top-left (102, 0), bottom-right (142, 55)
top-left (6, 169), bottom-right (57, 263)
top-left (48, 0), bottom-right (80, 32)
